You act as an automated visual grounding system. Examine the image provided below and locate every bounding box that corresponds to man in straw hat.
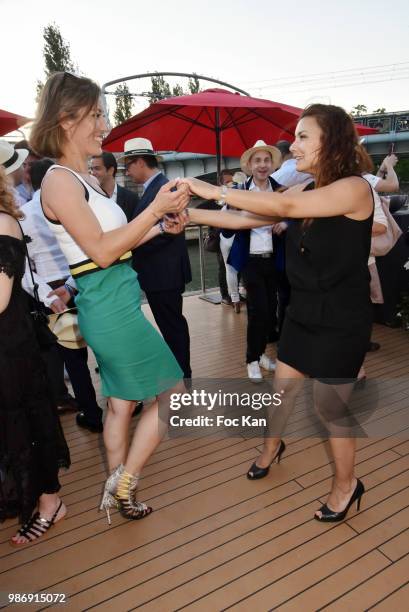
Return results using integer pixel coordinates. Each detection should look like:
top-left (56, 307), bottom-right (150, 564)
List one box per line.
top-left (228, 140), bottom-right (282, 382)
top-left (119, 138), bottom-right (192, 379)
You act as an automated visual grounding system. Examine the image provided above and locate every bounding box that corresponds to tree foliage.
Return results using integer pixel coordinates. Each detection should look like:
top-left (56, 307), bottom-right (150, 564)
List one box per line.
top-left (37, 23), bottom-right (76, 98)
top-left (148, 73), bottom-right (202, 103)
top-left (114, 83), bottom-right (134, 125)
top-left (373, 107), bottom-right (386, 114)
top-left (351, 104), bottom-right (368, 116)
top-left (149, 75), bottom-right (172, 103)
top-left (188, 75), bottom-right (200, 94)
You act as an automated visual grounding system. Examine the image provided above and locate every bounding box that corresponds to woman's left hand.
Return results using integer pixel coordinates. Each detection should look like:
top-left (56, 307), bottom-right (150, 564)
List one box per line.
top-left (178, 177), bottom-right (219, 201)
top-left (163, 211), bottom-right (189, 234)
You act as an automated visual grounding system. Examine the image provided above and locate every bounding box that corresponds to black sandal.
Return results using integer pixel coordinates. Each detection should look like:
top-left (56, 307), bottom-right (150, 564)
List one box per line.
top-left (10, 500), bottom-right (64, 547)
top-left (247, 440), bottom-right (286, 480)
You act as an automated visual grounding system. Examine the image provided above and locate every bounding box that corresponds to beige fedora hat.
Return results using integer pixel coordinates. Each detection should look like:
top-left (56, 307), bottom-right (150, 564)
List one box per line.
top-left (117, 137), bottom-right (163, 163)
top-left (240, 140), bottom-right (282, 176)
top-left (49, 310), bottom-right (87, 350)
top-left (0, 140), bottom-right (28, 175)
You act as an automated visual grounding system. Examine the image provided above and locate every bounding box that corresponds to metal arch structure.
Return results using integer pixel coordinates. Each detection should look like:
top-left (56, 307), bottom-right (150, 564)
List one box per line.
top-left (101, 71), bottom-right (250, 99)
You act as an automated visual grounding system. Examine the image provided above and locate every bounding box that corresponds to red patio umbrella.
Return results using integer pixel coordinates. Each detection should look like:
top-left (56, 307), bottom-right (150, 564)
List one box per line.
top-left (0, 108), bottom-right (30, 137)
top-left (103, 88), bottom-right (376, 176)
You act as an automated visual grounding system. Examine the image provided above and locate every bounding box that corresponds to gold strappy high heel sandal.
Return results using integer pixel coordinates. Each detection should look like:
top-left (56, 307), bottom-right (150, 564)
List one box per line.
top-left (99, 464), bottom-right (124, 525)
top-left (114, 469), bottom-right (152, 520)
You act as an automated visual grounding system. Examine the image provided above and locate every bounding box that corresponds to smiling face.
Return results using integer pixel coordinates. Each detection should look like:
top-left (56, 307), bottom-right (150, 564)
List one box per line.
top-left (290, 116), bottom-right (322, 175)
top-left (248, 150), bottom-right (274, 183)
top-left (90, 157), bottom-right (109, 186)
top-left (61, 102), bottom-right (108, 158)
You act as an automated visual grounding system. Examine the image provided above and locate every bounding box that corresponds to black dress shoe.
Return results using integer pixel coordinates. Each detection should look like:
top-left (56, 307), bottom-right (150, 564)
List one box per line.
top-left (76, 412), bottom-right (103, 433)
top-left (57, 397), bottom-right (78, 413)
top-left (132, 401), bottom-right (144, 417)
top-left (367, 341), bottom-right (380, 352)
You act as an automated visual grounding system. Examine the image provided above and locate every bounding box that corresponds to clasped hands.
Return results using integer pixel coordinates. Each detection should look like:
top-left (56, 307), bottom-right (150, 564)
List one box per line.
top-left (151, 176), bottom-right (220, 234)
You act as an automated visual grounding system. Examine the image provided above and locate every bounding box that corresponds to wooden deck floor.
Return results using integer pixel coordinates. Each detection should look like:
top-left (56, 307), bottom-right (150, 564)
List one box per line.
top-left (1, 295), bottom-right (409, 611)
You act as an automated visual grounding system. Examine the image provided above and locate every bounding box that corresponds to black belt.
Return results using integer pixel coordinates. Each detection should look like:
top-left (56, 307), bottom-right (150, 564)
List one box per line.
top-left (249, 253), bottom-right (273, 259)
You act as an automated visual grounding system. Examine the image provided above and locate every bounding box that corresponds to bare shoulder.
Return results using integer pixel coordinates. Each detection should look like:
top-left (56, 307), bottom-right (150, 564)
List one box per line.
top-left (42, 167), bottom-right (84, 197)
top-left (335, 176), bottom-right (373, 219)
top-left (333, 175), bottom-right (371, 196)
top-left (0, 212), bottom-right (21, 238)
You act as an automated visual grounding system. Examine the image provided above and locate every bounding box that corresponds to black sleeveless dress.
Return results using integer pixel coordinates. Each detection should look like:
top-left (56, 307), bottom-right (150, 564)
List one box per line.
top-left (0, 234), bottom-right (70, 523)
top-left (278, 188), bottom-right (373, 381)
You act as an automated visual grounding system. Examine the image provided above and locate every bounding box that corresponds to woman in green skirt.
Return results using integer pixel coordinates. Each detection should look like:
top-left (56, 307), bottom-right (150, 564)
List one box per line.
top-left (30, 72), bottom-right (189, 522)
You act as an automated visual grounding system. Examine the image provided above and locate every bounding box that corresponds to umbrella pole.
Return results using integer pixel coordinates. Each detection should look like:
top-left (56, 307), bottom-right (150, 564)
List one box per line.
top-left (215, 108), bottom-right (222, 182)
top-left (198, 107), bottom-right (223, 305)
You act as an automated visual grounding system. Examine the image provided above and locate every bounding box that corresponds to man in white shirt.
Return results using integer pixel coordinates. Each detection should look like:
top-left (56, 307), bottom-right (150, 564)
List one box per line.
top-left (238, 141), bottom-right (282, 382)
top-left (363, 153), bottom-right (400, 351)
top-left (14, 140), bottom-right (41, 204)
top-left (272, 140), bottom-right (312, 187)
top-left (22, 159), bottom-right (103, 432)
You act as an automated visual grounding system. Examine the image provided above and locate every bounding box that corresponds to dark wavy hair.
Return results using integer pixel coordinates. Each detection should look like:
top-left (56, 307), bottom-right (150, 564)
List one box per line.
top-left (300, 104), bottom-right (373, 188)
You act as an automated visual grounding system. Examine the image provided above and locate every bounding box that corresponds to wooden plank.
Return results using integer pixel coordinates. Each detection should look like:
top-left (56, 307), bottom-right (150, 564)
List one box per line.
top-left (277, 550), bottom-right (390, 612)
top-left (379, 528), bottom-right (409, 562)
top-left (326, 555), bottom-right (409, 612)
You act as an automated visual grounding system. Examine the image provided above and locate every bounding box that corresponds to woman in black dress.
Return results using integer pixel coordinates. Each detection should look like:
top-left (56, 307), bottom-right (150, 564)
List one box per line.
top-left (179, 104), bottom-right (374, 522)
top-left (0, 166), bottom-right (70, 545)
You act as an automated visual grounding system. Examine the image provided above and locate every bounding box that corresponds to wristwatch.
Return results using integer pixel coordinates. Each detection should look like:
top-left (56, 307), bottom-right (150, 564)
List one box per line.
top-left (218, 185), bottom-right (228, 206)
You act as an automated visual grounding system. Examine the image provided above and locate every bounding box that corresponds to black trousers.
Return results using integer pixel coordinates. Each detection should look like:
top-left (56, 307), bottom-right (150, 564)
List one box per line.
top-left (276, 268), bottom-right (291, 337)
top-left (146, 289), bottom-right (192, 379)
top-left (58, 345), bottom-right (102, 425)
top-left (217, 250), bottom-right (229, 300)
top-left (242, 257), bottom-right (277, 363)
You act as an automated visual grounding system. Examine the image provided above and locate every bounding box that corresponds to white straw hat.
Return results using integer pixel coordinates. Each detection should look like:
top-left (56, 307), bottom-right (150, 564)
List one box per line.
top-left (0, 140), bottom-right (28, 175)
top-left (117, 137), bottom-right (163, 163)
top-left (240, 140), bottom-right (281, 176)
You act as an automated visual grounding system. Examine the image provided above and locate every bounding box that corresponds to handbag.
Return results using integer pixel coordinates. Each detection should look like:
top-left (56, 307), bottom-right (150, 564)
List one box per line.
top-left (370, 196), bottom-right (403, 257)
top-left (18, 222), bottom-right (58, 348)
top-left (203, 227), bottom-right (220, 253)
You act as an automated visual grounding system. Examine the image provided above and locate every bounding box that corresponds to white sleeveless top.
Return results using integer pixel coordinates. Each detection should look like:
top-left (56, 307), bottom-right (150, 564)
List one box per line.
top-left (42, 165), bottom-right (131, 278)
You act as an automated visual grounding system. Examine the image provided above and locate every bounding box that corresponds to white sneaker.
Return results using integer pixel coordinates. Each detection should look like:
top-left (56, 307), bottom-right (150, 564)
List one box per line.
top-left (259, 353), bottom-right (276, 371)
top-left (247, 361), bottom-right (263, 382)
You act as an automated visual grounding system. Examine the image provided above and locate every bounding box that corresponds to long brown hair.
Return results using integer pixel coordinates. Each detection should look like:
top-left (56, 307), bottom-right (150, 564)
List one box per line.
top-left (30, 72), bottom-right (100, 158)
top-left (0, 167), bottom-right (23, 219)
top-left (301, 104), bottom-right (373, 188)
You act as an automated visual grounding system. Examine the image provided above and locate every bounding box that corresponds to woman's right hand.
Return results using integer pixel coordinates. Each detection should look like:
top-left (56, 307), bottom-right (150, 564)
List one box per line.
top-left (150, 180), bottom-right (190, 218)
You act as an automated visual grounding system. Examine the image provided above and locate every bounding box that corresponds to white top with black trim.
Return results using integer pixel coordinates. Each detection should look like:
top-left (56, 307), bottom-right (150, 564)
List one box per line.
top-left (42, 165), bottom-right (130, 278)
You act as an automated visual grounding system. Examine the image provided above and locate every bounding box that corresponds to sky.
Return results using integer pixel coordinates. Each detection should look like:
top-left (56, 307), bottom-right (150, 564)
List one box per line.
top-left (1, 0), bottom-right (409, 128)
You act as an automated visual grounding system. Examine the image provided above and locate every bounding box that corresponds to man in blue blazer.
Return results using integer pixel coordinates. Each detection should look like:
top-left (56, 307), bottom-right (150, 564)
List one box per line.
top-left (119, 138), bottom-right (192, 379)
top-left (90, 152), bottom-right (139, 222)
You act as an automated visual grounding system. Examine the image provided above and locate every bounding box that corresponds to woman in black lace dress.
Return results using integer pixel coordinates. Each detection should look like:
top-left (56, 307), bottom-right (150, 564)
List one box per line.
top-left (0, 166), bottom-right (69, 545)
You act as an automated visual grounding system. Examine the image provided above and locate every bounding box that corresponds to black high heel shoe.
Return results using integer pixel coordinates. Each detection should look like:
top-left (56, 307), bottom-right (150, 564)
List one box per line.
top-left (247, 440), bottom-right (286, 480)
top-left (314, 479), bottom-right (365, 522)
